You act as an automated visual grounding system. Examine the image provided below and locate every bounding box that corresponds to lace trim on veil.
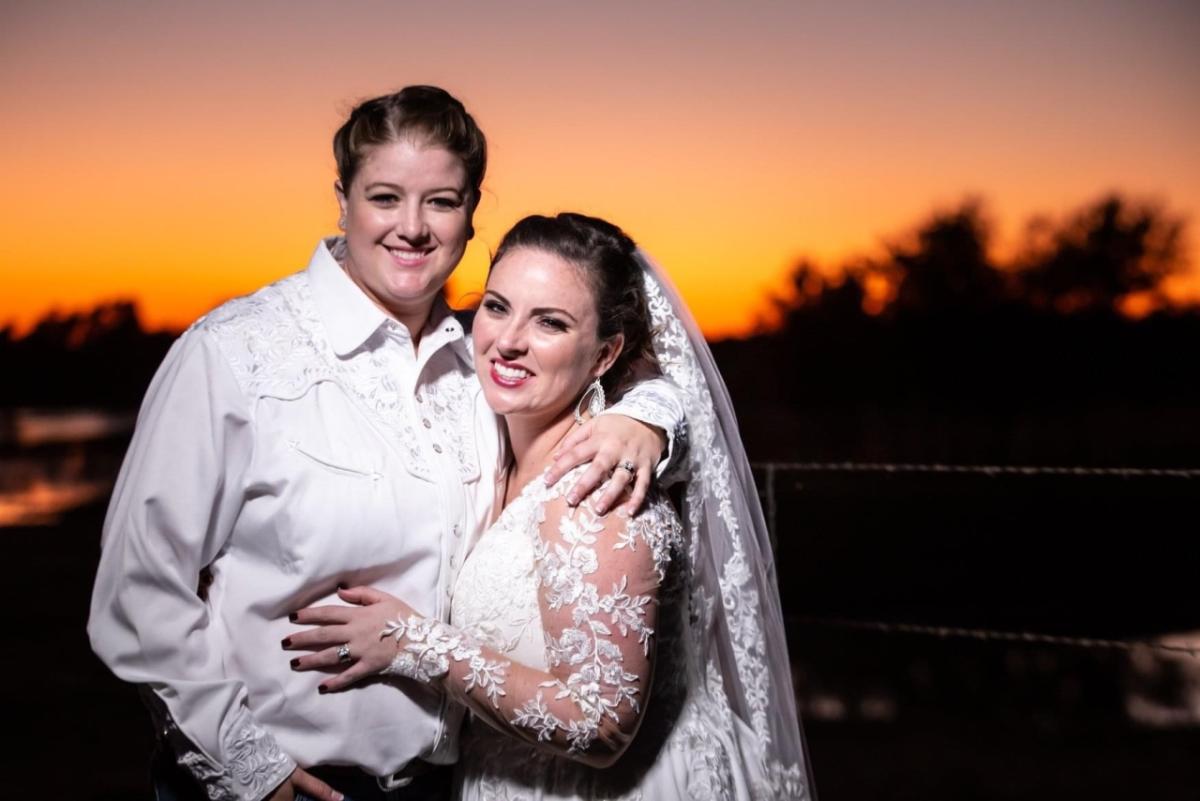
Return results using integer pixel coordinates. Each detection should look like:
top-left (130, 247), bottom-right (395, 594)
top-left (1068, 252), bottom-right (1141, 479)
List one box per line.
top-left (639, 252), bottom-right (814, 800)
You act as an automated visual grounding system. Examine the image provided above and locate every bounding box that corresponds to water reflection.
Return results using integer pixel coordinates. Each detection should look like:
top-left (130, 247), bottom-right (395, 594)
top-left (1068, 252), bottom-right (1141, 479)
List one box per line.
top-left (0, 408), bottom-right (132, 527)
top-left (6, 408), bottom-right (135, 447)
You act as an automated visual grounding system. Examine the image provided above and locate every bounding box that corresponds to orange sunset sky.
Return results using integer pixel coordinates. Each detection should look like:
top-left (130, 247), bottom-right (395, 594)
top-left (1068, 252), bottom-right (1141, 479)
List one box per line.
top-left (1, 0), bottom-right (1198, 339)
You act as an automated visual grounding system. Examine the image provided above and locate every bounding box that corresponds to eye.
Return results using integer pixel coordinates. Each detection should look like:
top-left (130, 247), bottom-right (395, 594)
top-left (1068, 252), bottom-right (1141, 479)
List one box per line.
top-left (368, 193), bottom-right (399, 206)
top-left (537, 316), bottom-right (569, 332)
top-left (482, 299), bottom-right (508, 315)
top-left (429, 196), bottom-right (463, 210)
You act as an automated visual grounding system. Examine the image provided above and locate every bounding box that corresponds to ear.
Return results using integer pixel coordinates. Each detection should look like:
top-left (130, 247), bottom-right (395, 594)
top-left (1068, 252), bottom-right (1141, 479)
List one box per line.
top-left (334, 181), bottom-right (348, 219)
top-left (465, 194), bottom-right (478, 241)
top-left (593, 334), bottom-right (625, 380)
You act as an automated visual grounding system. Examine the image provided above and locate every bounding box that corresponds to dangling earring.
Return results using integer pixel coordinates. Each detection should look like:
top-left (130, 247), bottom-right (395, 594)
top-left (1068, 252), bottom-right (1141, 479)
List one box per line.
top-left (574, 379), bottom-right (606, 424)
top-left (337, 215), bottom-right (346, 230)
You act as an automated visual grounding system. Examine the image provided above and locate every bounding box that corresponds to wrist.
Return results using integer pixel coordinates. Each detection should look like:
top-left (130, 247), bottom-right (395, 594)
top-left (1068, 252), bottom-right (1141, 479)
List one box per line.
top-left (380, 614), bottom-right (456, 683)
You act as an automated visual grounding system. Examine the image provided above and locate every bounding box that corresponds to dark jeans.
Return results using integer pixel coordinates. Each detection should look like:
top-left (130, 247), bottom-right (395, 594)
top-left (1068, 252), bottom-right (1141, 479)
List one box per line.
top-left (152, 747), bottom-right (452, 801)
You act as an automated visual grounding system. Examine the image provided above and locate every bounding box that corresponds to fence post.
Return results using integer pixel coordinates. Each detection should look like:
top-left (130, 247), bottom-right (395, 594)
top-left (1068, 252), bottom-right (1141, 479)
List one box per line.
top-left (765, 462), bottom-right (777, 551)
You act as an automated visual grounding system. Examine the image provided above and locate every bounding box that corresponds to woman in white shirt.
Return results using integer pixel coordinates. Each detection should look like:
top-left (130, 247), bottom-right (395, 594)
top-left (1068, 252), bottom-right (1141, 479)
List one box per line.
top-left (88, 87), bottom-right (684, 801)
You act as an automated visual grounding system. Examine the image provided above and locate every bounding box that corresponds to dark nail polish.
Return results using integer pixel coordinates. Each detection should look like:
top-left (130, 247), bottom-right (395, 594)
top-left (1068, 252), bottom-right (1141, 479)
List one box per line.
top-left (290, 658), bottom-right (300, 669)
top-left (281, 637), bottom-right (292, 648)
top-left (318, 685), bottom-right (329, 694)
top-left (337, 582), bottom-right (348, 591)
top-left (288, 613), bottom-right (297, 623)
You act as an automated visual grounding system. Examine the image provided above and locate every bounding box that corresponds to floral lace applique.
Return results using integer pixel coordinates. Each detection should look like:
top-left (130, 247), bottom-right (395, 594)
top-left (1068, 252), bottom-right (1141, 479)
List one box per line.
top-left (200, 273), bottom-right (479, 484)
top-left (521, 469), bottom-right (679, 753)
top-left (642, 272), bottom-right (809, 797)
top-left (416, 367), bottom-right (480, 481)
top-left (382, 615), bottom-right (511, 707)
top-left (143, 689), bottom-right (294, 801)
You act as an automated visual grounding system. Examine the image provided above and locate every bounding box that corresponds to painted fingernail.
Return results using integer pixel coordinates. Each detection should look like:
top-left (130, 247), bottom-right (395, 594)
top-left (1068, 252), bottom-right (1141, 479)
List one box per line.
top-left (281, 637), bottom-right (292, 648)
top-left (318, 685), bottom-right (329, 694)
top-left (290, 658), bottom-right (300, 669)
top-left (337, 582), bottom-right (348, 591)
top-left (288, 613), bottom-right (297, 622)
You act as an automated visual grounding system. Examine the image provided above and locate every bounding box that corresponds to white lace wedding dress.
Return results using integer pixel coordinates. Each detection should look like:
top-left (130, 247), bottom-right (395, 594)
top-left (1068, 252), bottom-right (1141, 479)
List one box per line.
top-left (450, 466), bottom-right (771, 801)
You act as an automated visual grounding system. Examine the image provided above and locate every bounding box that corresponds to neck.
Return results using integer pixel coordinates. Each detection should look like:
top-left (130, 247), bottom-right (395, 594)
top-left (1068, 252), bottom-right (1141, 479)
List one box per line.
top-left (335, 249), bottom-right (433, 347)
top-left (505, 409), bottom-right (578, 490)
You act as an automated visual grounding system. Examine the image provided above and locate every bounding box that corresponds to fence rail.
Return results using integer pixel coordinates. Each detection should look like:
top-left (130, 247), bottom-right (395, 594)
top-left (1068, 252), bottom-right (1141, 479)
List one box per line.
top-left (754, 461), bottom-right (1200, 661)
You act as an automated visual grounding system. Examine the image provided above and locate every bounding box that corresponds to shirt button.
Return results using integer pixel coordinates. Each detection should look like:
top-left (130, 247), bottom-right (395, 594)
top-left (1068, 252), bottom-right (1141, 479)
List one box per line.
top-left (422, 418), bottom-right (432, 429)
top-left (432, 443), bottom-right (443, 454)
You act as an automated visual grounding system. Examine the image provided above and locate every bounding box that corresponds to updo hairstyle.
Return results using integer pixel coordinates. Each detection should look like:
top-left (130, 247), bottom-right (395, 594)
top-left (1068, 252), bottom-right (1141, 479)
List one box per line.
top-left (332, 86), bottom-right (487, 213)
top-left (492, 213), bottom-right (659, 394)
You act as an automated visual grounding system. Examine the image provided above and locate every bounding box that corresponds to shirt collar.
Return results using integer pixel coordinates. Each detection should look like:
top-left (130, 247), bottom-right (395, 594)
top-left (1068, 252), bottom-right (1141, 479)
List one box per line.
top-left (306, 236), bottom-right (472, 365)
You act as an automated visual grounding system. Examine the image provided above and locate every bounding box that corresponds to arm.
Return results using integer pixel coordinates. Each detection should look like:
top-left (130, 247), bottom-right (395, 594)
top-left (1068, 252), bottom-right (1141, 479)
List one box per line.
top-left (547, 376), bottom-right (689, 515)
top-left (289, 488), bottom-right (680, 768)
top-left (87, 330), bottom-right (298, 801)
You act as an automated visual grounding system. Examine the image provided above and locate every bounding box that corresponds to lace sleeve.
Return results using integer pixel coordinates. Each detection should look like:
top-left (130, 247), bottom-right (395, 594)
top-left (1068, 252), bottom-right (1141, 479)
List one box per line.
top-left (383, 484), bottom-right (681, 767)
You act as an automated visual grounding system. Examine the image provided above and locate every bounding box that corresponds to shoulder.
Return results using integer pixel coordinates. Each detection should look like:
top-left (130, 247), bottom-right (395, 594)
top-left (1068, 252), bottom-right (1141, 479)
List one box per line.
top-left (185, 271), bottom-right (319, 397)
top-left (538, 467), bottom-right (681, 577)
top-left (189, 271), bottom-right (308, 337)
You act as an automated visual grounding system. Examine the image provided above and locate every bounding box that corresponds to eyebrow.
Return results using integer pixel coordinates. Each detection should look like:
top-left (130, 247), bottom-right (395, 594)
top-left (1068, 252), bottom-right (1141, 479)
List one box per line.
top-left (484, 289), bottom-right (579, 324)
top-left (362, 182), bottom-right (464, 195)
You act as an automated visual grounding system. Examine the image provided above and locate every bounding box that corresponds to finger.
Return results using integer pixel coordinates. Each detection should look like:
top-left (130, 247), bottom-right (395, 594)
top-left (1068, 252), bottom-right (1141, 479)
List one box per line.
top-left (318, 660), bottom-right (379, 694)
top-left (338, 586), bottom-right (389, 606)
top-left (547, 428), bottom-right (595, 485)
top-left (282, 625), bottom-right (349, 652)
top-left (551, 423), bottom-right (591, 462)
top-left (591, 464), bottom-right (635, 516)
top-left (290, 605), bottom-right (354, 626)
top-left (265, 776), bottom-right (295, 801)
top-left (619, 464), bottom-right (653, 517)
top-left (565, 456), bottom-right (619, 507)
top-left (290, 643), bottom-right (359, 672)
top-left (291, 767), bottom-right (344, 801)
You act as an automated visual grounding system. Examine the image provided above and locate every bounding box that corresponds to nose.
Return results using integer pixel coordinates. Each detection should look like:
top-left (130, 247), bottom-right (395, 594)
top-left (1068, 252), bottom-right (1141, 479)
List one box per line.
top-left (394, 200), bottom-right (429, 242)
top-left (495, 318), bottom-right (527, 357)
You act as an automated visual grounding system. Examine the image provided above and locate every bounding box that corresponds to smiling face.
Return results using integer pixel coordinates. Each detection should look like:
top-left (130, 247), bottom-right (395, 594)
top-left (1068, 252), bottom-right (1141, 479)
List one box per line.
top-left (474, 246), bottom-right (623, 430)
top-left (335, 138), bottom-right (471, 335)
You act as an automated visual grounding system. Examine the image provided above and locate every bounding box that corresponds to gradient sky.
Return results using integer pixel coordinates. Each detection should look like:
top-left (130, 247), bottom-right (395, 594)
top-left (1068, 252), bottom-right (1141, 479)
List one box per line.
top-left (2, 0), bottom-right (1197, 338)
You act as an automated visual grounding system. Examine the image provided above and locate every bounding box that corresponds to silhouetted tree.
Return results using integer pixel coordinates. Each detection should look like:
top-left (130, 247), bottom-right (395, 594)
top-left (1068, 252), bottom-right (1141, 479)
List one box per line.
top-left (886, 200), bottom-right (1006, 318)
top-left (0, 300), bottom-right (175, 408)
top-left (1014, 195), bottom-right (1187, 316)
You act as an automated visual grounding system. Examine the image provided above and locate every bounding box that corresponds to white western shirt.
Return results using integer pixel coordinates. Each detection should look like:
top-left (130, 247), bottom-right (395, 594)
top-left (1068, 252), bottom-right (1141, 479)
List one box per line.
top-left (88, 238), bottom-right (684, 801)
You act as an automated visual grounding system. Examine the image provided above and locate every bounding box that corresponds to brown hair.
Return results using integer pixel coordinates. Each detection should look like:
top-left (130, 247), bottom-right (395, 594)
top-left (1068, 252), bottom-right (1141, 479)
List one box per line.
top-left (333, 86), bottom-right (487, 212)
top-left (492, 213), bottom-right (658, 394)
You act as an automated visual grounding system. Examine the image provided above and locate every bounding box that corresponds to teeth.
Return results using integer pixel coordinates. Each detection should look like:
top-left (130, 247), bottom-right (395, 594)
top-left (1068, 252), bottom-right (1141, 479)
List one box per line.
top-left (494, 363), bottom-right (530, 379)
top-left (387, 247), bottom-right (428, 263)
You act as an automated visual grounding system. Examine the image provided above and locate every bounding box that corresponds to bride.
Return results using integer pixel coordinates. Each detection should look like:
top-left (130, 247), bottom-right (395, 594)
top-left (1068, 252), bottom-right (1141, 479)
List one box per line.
top-left (286, 213), bottom-right (813, 800)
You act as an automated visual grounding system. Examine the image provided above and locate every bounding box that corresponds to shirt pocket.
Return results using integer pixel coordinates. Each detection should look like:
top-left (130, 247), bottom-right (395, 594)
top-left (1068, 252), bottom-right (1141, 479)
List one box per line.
top-left (285, 437), bottom-right (383, 481)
